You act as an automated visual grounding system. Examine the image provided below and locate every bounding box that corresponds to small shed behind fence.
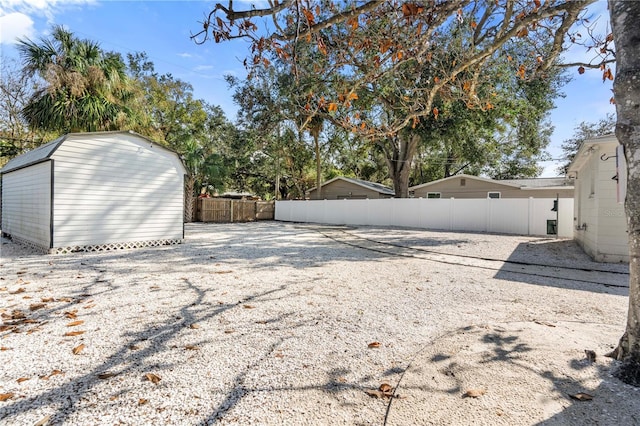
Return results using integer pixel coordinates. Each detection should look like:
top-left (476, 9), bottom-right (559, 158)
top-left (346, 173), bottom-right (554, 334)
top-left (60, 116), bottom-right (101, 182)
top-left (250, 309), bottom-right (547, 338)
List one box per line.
top-left (0, 131), bottom-right (186, 254)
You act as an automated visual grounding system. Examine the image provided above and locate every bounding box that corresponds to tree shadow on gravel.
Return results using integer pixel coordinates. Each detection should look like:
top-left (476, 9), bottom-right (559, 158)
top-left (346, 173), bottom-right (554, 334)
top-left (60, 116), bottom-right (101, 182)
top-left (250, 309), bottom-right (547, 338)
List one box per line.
top-left (0, 278), bottom-right (291, 424)
top-left (494, 240), bottom-right (629, 296)
top-left (386, 325), bottom-right (640, 426)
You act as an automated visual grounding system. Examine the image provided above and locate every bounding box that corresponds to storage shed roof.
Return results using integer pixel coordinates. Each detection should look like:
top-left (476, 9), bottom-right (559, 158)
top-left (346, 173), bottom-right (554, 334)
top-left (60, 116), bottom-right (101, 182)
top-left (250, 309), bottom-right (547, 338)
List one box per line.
top-left (1, 131), bottom-right (182, 174)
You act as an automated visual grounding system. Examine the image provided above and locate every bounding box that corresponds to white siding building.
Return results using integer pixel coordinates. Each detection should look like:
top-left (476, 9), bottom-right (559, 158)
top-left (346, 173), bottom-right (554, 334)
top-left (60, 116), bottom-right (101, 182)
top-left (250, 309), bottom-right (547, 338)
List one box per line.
top-left (1, 131), bottom-right (187, 254)
top-left (567, 134), bottom-right (628, 262)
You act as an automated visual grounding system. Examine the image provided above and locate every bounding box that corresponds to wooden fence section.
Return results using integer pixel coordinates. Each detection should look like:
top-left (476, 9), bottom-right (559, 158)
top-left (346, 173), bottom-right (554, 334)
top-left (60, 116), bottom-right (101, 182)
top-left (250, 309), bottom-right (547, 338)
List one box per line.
top-left (196, 198), bottom-right (274, 223)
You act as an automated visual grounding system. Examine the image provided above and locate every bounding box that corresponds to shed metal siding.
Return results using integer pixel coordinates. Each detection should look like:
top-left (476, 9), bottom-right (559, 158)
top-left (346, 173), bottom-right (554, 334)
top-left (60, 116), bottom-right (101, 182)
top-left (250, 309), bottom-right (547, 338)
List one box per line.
top-left (1, 161), bottom-right (51, 249)
top-left (50, 134), bottom-right (184, 247)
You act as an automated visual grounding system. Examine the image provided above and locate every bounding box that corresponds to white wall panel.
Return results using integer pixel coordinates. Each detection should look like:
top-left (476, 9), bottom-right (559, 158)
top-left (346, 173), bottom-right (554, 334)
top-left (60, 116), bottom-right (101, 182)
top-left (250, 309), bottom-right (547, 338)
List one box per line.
top-left (275, 197), bottom-right (574, 238)
top-left (1, 161), bottom-right (51, 249)
top-left (51, 134), bottom-right (184, 247)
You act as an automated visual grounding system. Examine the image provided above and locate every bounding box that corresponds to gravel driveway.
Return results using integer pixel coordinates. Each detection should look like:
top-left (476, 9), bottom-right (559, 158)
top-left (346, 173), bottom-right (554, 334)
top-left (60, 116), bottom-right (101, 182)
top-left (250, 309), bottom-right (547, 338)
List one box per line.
top-left (0, 222), bottom-right (635, 425)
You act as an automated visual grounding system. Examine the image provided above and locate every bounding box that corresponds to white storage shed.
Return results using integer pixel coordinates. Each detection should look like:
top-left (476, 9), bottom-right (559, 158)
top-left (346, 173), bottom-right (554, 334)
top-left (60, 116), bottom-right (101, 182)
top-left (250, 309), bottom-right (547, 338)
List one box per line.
top-left (0, 131), bottom-right (187, 254)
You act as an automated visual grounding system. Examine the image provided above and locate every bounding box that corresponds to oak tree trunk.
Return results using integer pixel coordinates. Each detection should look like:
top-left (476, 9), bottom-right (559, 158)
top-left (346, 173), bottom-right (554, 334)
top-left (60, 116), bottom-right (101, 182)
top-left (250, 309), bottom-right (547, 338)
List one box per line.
top-left (608, 0), bottom-right (640, 386)
top-left (379, 133), bottom-right (419, 198)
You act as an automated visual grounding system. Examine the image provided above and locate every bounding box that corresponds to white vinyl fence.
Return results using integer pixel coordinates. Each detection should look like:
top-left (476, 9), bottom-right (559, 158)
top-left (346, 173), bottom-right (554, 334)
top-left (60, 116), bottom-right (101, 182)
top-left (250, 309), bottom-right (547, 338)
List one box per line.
top-left (275, 197), bottom-right (574, 238)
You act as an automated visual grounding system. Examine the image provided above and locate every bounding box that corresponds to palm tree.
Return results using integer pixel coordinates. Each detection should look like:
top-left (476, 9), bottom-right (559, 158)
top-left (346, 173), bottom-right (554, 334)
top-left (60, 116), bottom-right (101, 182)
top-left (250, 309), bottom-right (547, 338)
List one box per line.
top-left (17, 25), bottom-right (130, 133)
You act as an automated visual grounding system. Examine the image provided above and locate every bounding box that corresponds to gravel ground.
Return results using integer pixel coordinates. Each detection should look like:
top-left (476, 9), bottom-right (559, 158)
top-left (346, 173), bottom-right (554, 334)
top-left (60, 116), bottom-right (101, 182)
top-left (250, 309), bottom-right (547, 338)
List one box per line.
top-left (0, 222), bottom-right (637, 425)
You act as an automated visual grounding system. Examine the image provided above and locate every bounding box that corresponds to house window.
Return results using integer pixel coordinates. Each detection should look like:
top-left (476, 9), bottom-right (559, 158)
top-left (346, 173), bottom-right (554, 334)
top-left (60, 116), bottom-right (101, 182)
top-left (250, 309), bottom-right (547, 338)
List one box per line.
top-left (488, 192), bottom-right (501, 199)
top-left (427, 192), bottom-right (441, 199)
top-left (460, 178), bottom-right (466, 187)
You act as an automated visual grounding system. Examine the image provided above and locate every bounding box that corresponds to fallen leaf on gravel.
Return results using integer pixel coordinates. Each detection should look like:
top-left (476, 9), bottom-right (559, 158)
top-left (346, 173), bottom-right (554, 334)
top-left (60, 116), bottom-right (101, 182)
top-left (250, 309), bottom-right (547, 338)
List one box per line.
top-left (10, 310), bottom-right (26, 319)
top-left (10, 288), bottom-right (25, 294)
top-left (41, 297), bottom-right (54, 303)
top-left (64, 331), bottom-right (85, 337)
top-left (33, 415), bottom-right (51, 426)
top-left (49, 370), bottom-right (63, 377)
top-left (189, 324), bottom-right (200, 329)
top-left (185, 345), bottom-right (199, 350)
top-left (0, 393), bottom-right (14, 401)
top-left (0, 347), bottom-right (10, 351)
top-left (149, 286), bottom-right (160, 290)
top-left (275, 353), bottom-right (284, 358)
top-left (533, 319), bottom-right (556, 328)
top-left (17, 271), bottom-right (27, 275)
top-left (255, 320), bottom-right (267, 324)
top-left (138, 398), bottom-right (149, 405)
top-left (243, 304), bottom-right (255, 309)
top-left (224, 329), bottom-right (235, 334)
top-left (463, 389), bottom-right (486, 398)
top-left (30, 303), bottom-right (46, 311)
top-left (83, 304), bottom-right (95, 309)
top-left (364, 389), bottom-right (385, 398)
top-left (416, 287), bottom-right (423, 291)
top-left (66, 320), bottom-right (84, 327)
top-left (368, 342), bottom-right (381, 348)
top-left (129, 345), bottom-right (140, 350)
top-left (0, 287), bottom-right (6, 291)
top-left (145, 373), bottom-right (161, 384)
top-left (213, 270), bottom-right (233, 274)
top-left (64, 310), bottom-right (78, 319)
top-left (0, 326), bottom-right (15, 332)
top-left (23, 295), bottom-right (32, 299)
top-left (57, 297), bottom-right (72, 302)
top-left (379, 383), bottom-right (393, 394)
top-left (17, 377), bottom-right (30, 383)
top-left (97, 372), bottom-right (117, 379)
top-left (72, 344), bottom-right (85, 355)
top-left (569, 392), bottom-right (593, 401)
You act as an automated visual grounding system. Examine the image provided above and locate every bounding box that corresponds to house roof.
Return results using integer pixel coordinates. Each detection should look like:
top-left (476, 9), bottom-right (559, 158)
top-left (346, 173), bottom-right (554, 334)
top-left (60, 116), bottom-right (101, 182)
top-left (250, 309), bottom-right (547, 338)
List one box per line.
top-left (500, 177), bottom-right (573, 188)
top-left (567, 133), bottom-right (618, 175)
top-left (409, 173), bottom-right (573, 191)
top-left (410, 174), bottom-right (520, 191)
top-left (308, 176), bottom-right (395, 195)
top-left (1, 131), bottom-right (183, 175)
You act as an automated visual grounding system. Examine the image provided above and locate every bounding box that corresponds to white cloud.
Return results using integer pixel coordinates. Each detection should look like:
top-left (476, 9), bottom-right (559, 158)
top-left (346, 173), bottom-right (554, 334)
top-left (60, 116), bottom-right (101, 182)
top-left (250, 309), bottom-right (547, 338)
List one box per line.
top-left (0, 0), bottom-right (95, 43)
top-left (178, 52), bottom-right (193, 58)
top-left (194, 64), bottom-right (214, 72)
top-left (0, 11), bottom-right (33, 44)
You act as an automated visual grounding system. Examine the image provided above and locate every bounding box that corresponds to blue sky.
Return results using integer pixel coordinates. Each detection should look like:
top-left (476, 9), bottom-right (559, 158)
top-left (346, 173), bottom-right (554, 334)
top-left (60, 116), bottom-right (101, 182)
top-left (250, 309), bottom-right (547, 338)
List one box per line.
top-left (0, 0), bottom-right (615, 177)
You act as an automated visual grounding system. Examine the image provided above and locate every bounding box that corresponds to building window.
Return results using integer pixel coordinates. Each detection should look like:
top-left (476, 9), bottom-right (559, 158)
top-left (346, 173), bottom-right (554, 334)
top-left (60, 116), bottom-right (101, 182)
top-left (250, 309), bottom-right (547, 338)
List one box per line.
top-left (488, 192), bottom-right (501, 199)
top-left (460, 178), bottom-right (466, 187)
top-left (427, 192), bottom-right (441, 199)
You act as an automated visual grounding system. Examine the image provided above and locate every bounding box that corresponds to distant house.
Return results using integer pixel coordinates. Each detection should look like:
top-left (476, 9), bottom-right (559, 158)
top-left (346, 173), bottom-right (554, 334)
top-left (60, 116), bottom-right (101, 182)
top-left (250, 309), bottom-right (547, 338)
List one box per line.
top-left (0, 131), bottom-right (186, 254)
top-left (567, 134), bottom-right (628, 262)
top-left (307, 177), bottom-right (395, 200)
top-left (409, 174), bottom-right (574, 199)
